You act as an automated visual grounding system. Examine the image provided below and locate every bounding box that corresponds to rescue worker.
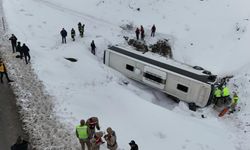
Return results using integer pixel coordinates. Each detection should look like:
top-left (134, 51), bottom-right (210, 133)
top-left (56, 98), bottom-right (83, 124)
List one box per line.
top-left (151, 24), bottom-right (156, 37)
top-left (214, 87), bottom-right (222, 106)
top-left (90, 40), bottom-right (96, 55)
top-left (60, 28), bottom-right (67, 44)
top-left (78, 22), bottom-right (82, 35)
top-left (230, 92), bottom-right (239, 113)
top-left (71, 28), bottom-right (76, 41)
top-left (16, 42), bottom-right (23, 59)
top-left (104, 127), bottom-right (118, 150)
top-left (222, 85), bottom-right (231, 105)
top-left (9, 34), bottom-right (18, 53)
top-left (86, 117), bottom-right (100, 138)
top-left (11, 136), bottom-right (29, 150)
top-left (140, 25), bottom-right (145, 40)
top-left (82, 24), bottom-right (85, 36)
top-left (0, 58), bottom-right (13, 83)
top-left (129, 140), bottom-right (138, 150)
top-left (135, 28), bottom-right (140, 40)
top-left (90, 131), bottom-right (104, 150)
top-left (76, 119), bottom-right (91, 150)
top-left (22, 43), bottom-right (31, 64)
top-left (79, 26), bottom-right (84, 38)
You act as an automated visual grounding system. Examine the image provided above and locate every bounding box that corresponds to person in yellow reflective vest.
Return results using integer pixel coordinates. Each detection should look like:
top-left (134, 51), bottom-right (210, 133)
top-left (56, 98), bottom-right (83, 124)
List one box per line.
top-left (213, 87), bottom-right (222, 106)
top-left (0, 58), bottom-right (13, 83)
top-left (76, 119), bottom-right (91, 150)
top-left (230, 92), bottom-right (239, 113)
top-left (222, 85), bottom-right (231, 105)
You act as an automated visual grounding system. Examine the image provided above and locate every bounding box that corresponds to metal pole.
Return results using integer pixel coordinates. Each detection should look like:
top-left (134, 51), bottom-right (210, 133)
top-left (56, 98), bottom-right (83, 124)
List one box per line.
top-left (2, 17), bottom-right (5, 31)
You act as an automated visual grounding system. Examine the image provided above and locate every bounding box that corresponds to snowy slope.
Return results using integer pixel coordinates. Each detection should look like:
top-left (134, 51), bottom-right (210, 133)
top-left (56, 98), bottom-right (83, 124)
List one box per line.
top-left (2, 0), bottom-right (250, 149)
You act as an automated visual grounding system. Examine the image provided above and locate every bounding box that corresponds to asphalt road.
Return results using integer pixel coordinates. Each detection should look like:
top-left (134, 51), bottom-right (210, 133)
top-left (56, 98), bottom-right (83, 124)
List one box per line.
top-left (0, 80), bottom-right (23, 149)
top-left (0, 0), bottom-right (24, 148)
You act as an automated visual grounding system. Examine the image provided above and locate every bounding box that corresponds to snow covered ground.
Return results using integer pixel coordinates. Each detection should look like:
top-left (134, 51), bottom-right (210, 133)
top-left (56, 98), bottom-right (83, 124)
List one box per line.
top-left (1, 0), bottom-right (250, 149)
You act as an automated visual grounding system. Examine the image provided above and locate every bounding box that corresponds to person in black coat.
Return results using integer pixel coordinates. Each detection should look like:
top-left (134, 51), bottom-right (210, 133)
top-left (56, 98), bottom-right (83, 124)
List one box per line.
top-left (11, 136), bottom-right (29, 150)
top-left (129, 140), bottom-right (138, 150)
top-left (78, 22), bottom-right (82, 35)
top-left (90, 40), bottom-right (96, 55)
top-left (151, 24), bottom-right (156, 37)
top-left (60, 28), bottom-right (67, 44)
top-left (22, 43), bottom-right (31, 64)
top-left (71, 28), bottom-right (76, 41)
top-left (140, 25), bottom-right (145, 40)
top-left (9, 34), bottom-right (18, 53)
top-left (16, 42), bottom-right (23, 59)
top-left (135, 28), bottom-right (140, 40)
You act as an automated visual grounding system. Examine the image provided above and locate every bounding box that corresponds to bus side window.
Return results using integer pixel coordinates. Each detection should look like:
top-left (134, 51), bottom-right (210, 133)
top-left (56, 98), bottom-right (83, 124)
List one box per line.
top-left (177, 84), bottom-right (189, 93)
top-left (126, 64), bottom-right (134, 72)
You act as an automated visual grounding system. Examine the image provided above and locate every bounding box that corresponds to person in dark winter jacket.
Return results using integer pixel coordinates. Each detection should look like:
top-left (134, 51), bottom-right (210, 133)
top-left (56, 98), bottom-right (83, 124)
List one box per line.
top-left (135, 28), bottom-right (140, 40)
top-left (81, 24), bottom-right (85, 37)
top-left (16, 42), bottom-right (23, 59)
top-left (90, 40), bottom-right (96, 55)
top-left (151, 24), bottom-right (156, 37)
top-left (140, 25), bottom-right (145, 40)
top-left (78, 22), bottom-right (82, 35)
top-left (129, 140), bottom-right (138, 150)
top-left (22, 43), bottom-right (31, 64)
top-left (9, 34), bottom-right (17, 53)
top-left (60, 28), bottom-right (67, 43)
top-left (79, 26), bottom-right (84, 38)
top-left (0, 58), bottom-right (13, 83)
top-left (71, 28), bottom-right (76, 41)
top-left (86, 117), bottom-right (100, 138)
top-left (11, 136), bottom-right (29, 150)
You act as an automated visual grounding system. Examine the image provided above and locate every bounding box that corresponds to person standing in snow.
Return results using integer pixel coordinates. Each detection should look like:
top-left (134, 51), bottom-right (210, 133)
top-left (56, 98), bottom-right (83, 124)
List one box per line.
top-left (90, 40), bottom-right (96, 55)
top-left (76, 119), bottom-right (91, 150)
top-left (222, 85), bottom-right (231, 105)
top-left (78, 22), bottom-right (82, 35)
top-left (90, 131), bottom-right (104, 150)
top-left (71, 28), bottom-right (76, 41)
top-left (230, 92), bottom-right (239, 113)
top-left (140, 25), bottom-right (145, 40)
top-left (16, 42), bottom-right (23, 59)
top-left (82, 24), bottom-right (85, 37)
top-left (22, 43), bottom-right (31, 64)
top-left (9, 34), bottom-right (18, 53)
top-left (129, 140), bottom-right (138, 150)
top-left (151, 24), bottom-right (156, 37)
top-left (60, 28), bottom-right (67, 44)
top-left (86, 117), bottom-right (100, 138)
top-left (135, 28), bottom-right (140, 40)
top-left (213, 86), bottom-right (222, 106)
top-left (104, 127), bottom-right (118, 150)
top-left (0, 58), bottom-right (13, 83)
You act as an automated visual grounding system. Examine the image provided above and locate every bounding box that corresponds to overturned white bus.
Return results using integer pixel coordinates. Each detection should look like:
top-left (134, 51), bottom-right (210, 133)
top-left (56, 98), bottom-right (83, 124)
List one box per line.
top-left (104, 46), bottom-right (217, 108)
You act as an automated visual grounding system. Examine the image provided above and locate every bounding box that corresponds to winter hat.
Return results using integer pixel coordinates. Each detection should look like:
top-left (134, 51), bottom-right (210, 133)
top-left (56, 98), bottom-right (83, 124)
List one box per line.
top-left (129, 140), bottom-right (135, 145)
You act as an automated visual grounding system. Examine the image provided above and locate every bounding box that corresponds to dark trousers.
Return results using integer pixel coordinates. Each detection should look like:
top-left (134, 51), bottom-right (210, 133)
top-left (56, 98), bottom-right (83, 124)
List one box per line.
top-left (11, 43), bottom-right (16, 53)
top-left (151, 32), bottom-right (155, 37)
top-left (136, 34), bottom-right (139, 40)
top-left (24, 53), bottom-right (31, 64)
top-left (141, 33), bottom-right (145, 40)
top-left (79, 139), bottom-right (91, 150)
top-left (71, 35), bottom-right (75, 41)
top-left (62, 37), bottom-right (66, 43)
top-left (0, 72), bottom-right (11, 83)
top-left (91, 48), bottom-right (96, 55)
top-left (80, 31), bottom-right (83, 37)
